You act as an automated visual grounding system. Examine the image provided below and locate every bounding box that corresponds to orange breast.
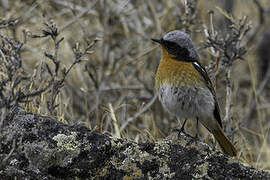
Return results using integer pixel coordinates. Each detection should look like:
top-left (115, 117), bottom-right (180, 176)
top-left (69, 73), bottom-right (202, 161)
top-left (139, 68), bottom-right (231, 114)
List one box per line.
top-left (155, 47), bottom-right (205, 90)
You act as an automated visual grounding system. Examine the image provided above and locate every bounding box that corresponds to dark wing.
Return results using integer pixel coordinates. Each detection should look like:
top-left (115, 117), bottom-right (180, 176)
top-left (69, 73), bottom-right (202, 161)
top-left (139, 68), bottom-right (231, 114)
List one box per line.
top-left (192, 61), bottom-right (223, 128)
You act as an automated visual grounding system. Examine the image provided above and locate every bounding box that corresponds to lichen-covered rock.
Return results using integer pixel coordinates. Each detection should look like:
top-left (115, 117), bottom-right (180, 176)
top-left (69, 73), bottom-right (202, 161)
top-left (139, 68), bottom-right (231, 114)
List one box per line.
top-left (0, 106), bottom-right (269, 179)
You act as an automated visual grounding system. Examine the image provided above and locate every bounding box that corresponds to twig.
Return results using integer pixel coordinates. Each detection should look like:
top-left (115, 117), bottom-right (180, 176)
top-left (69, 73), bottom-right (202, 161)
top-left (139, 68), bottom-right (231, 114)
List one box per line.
top-left (246, 0), bottom-right (266, 47)
top-left (59, 0), bottom-right (99, 31)
top-left (0, 48), bottom-right (7, 62)
top-left (109, 103), bottom-right (121, 138)
top-left (255, 127), bottom-right (270, 168)
top-left (0, 18), bottom-right (19, 29)
top-left (17, 81), bottom-right (52, 102)
top-left (203, 10), bottom-right (250, 134)
top-left (146, 0), bottom-right (161, 34)
top-left (52, 0), bottom-right (97, 16)
top-left (257, 66), bottom-right (270, 95)
top-left (224, 68), bottom-right (232, 125)
top-left (243, 66), bottom-right (270, 120)
top-left (120, 94), bottom-right (158, 131)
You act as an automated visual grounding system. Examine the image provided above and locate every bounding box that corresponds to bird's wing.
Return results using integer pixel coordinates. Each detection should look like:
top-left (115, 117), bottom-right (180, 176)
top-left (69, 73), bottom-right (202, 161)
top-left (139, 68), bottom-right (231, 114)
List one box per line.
top-left (192, 61), bottom-right (223, 128)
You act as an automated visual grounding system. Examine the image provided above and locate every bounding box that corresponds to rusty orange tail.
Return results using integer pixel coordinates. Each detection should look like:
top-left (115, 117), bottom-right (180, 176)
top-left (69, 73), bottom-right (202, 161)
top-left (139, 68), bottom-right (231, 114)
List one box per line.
top-left (212, 124), bottom-right (237, 157)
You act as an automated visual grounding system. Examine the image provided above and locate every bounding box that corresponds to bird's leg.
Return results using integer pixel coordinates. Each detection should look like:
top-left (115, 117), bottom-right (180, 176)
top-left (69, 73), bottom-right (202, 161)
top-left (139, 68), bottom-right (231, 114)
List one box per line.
top-left (173, 118), bottom-right (188, 138)
top-left (195, 117), bottom-right (200, 140)
top-left (180, 118), bottom-right (188, 132)
top-left (186, 117), bottom-right (200, 145)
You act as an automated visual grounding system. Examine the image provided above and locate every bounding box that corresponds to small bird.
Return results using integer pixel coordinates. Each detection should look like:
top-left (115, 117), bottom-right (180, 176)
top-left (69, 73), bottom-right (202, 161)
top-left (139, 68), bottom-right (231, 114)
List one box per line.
top-left (152, 30), bottom-right (237, 157)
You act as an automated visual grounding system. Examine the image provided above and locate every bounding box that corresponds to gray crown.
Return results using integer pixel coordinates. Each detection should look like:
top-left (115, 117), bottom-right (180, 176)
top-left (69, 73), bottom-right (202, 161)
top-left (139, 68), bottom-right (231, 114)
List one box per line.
top-left (163, 30), bottom-right (199, 60)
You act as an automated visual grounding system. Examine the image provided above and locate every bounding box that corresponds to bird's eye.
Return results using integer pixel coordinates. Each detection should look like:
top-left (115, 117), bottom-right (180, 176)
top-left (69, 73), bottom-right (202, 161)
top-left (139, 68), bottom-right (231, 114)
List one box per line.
top-left (163, 41), bottom-right (180, 54)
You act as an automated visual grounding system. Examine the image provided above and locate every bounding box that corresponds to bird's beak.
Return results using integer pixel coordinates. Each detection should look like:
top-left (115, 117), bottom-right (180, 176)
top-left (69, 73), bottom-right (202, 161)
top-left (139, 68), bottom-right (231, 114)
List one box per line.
top-left (151, 38), bottom-right (162, 44)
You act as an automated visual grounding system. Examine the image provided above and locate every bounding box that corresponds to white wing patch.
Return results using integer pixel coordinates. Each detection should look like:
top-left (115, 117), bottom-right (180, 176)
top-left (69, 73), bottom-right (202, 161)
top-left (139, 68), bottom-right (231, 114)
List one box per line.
top-left (193, 62), bottom-right (207, 73)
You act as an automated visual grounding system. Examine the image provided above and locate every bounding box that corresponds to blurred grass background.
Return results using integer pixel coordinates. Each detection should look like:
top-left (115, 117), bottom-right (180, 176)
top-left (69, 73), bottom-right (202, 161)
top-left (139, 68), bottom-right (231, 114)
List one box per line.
top-left (0, 0), bottom-right (270, 170)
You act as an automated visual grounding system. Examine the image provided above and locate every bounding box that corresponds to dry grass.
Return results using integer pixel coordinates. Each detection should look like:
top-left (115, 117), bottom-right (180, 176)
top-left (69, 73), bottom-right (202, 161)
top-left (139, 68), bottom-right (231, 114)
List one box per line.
top-left (0, 0), bottom-right (270, 170)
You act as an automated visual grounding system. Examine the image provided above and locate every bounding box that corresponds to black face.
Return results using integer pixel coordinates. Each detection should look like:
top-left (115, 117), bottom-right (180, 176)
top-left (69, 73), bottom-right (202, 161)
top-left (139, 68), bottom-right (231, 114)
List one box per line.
top-left (152, 38), bottom-right (196, 62)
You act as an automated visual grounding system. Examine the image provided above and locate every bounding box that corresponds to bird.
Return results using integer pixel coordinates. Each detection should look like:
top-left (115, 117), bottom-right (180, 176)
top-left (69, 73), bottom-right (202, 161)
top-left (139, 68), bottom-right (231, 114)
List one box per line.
top-left (152, 30), bottom-right (237, 157)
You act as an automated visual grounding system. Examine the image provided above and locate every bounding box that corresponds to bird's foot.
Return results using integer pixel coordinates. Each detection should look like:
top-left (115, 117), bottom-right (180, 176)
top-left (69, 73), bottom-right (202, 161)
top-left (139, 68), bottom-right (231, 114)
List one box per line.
top-left (172, 128), bottom-right (195, 140)
top-left (172, 127), bottom-right (187, 138)
top-left (173, 118), bottom-right (188, 138)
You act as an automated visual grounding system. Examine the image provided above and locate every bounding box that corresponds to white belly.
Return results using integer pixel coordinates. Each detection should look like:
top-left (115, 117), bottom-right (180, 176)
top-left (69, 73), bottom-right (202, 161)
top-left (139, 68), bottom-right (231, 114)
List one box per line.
top-left (158, 84), bottom-right (215, 120)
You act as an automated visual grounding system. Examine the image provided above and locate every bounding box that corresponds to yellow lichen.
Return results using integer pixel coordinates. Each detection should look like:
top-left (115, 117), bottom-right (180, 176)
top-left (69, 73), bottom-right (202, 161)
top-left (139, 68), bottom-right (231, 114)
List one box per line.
top-left (52, 132), bottom-right (80, 151)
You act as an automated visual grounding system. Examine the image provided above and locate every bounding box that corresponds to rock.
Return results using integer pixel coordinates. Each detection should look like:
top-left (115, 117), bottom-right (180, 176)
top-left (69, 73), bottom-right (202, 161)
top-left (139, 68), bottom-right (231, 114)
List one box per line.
top-left (0, 106), bottom-right (269, 179)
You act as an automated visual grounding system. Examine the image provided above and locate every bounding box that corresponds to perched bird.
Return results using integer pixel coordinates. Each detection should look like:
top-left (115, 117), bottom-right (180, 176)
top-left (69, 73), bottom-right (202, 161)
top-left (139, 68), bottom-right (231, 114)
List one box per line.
top-left (152, 30), bottom-right (237, 156)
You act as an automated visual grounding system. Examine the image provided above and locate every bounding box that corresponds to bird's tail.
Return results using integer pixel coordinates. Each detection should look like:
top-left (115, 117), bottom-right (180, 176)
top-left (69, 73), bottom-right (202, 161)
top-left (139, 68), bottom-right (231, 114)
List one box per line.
top-left (212, 124), bottom-right (237, 157)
